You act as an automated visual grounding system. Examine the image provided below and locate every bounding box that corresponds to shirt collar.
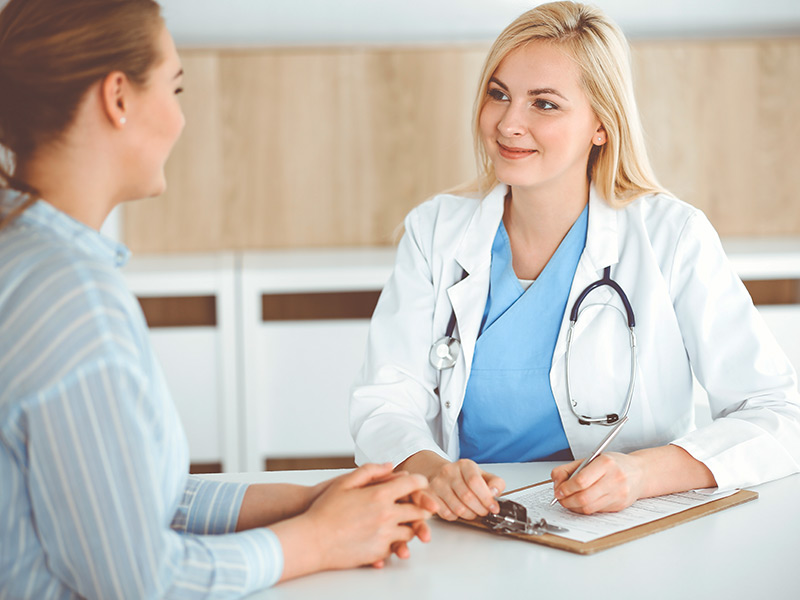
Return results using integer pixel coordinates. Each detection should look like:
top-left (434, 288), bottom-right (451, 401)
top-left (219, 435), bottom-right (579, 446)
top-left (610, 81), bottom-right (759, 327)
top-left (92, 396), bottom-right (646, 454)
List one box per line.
top-left (584, 184), bottom-right (619, 272)
top-left (454, 182), bottom-right (618, 275)
top-left (0, 189), bottom-right (131, 268)
top-left (453, 183), bottom-right (507, 274)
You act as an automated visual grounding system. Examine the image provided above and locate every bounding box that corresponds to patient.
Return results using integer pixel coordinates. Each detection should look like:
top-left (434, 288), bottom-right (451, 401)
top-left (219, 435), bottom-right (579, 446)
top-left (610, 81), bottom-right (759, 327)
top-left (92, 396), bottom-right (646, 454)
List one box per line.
top-left (0, 1), bottom-right (434, 597)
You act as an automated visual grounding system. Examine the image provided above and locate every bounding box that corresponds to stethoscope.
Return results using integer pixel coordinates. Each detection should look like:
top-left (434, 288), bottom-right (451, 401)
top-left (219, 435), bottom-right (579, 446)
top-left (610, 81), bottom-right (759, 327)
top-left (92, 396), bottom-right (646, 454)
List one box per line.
top-left (428, 269), bottom-right (467, 370)
top-left (428, 265), bottom-right (637, 426)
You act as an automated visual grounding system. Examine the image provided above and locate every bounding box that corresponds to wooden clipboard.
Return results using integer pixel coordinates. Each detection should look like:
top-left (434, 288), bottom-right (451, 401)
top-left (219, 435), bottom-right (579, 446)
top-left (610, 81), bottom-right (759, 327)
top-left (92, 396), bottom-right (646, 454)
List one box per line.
top-left (451, 480), bottom-right (758, 555)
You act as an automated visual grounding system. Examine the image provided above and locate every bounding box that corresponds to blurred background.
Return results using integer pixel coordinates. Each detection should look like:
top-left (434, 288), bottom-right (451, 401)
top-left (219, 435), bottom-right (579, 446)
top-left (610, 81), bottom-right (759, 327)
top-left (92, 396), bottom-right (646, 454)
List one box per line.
top-left (121, 0), bottom-right (800, 249)
top-left (24, 0), bottom-right (800, 473)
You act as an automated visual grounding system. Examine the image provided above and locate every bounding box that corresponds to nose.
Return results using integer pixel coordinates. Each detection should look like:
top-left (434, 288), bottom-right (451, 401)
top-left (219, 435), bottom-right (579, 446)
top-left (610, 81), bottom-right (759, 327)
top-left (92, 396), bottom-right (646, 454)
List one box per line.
top-left (497, 101), bottom-right (526, 137)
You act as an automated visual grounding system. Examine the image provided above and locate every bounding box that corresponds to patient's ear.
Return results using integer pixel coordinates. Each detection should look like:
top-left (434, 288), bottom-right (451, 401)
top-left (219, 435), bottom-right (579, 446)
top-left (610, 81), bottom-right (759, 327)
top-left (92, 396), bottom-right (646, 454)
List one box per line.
top-left (101, 71), bottom-right (130, 129)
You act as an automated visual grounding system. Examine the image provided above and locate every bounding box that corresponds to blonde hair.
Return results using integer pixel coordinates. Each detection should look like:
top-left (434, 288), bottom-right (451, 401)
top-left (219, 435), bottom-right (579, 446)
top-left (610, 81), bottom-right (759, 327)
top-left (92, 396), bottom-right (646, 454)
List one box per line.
top-left (463, 1), bottom-right (664, 206)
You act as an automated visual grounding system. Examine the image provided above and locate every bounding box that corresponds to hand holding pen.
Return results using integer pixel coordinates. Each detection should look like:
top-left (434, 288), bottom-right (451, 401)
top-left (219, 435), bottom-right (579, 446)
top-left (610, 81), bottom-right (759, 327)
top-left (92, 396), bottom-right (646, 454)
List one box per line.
top-left (550, 416), bottom-right (628, 508)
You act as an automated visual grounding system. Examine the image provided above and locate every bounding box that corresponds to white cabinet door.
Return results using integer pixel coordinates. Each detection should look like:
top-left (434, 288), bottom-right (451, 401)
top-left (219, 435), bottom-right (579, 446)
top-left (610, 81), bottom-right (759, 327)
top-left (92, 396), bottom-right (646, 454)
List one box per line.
top-left (149, 328), bottom-right (222, 463)
top-left (758, 305), bottom-right (800, 373)
top-left (253, 320), bottom-right (370, 460)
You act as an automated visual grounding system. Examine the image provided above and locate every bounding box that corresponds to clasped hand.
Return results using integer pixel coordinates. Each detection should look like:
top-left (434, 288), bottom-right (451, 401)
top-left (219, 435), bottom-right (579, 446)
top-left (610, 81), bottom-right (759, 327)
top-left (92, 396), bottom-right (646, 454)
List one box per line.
top-left (305, 463), bottom-right (438, 570)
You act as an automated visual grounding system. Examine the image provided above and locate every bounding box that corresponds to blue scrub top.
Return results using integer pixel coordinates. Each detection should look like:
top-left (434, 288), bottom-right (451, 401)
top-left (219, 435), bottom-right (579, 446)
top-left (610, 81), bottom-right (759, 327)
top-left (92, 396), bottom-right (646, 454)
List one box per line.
top-left (458, 205), bottom-right (588, 462)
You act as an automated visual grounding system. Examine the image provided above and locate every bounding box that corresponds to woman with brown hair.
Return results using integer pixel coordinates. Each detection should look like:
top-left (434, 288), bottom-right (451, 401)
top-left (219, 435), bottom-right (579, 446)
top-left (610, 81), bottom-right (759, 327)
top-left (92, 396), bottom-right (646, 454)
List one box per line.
top-left (0, 1), bottom-right (434, 597)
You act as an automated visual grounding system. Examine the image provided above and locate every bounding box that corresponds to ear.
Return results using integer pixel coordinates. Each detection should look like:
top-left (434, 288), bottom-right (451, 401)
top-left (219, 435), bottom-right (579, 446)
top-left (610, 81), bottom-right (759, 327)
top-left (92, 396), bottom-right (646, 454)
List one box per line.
top-left (101, 71), bottom-right (129, 129)
top-left (593, 124), bottom-right (607, 146)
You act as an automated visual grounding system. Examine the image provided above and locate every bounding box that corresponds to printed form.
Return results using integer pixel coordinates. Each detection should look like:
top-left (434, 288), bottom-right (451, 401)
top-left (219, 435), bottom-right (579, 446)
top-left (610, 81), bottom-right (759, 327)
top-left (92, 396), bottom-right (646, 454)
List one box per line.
top-left (505, 483), bottom-right (737, 543)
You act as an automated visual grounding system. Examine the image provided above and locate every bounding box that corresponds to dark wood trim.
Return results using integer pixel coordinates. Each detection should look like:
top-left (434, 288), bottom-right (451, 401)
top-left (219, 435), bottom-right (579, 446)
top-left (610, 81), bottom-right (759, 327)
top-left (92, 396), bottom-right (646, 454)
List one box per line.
top-left (742, 279), bottom-right (800, 306)
top-left (137, 296), bottom-right (217, 328)
top-left (189, 461), bottom-right (224, 474)
top-left (261, 291), bottom-right (381, 321)
top-left (264, 456), bottom-right (357, 471)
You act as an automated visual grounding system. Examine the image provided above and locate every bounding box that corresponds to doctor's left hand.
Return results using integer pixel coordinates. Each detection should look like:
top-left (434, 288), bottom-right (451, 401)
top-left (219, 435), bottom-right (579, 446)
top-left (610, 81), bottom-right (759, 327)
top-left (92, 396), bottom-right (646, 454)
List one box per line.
top-left (550, 452), bottom-right (646, 514)
top-left (398, 451), bottom-right (505, 521)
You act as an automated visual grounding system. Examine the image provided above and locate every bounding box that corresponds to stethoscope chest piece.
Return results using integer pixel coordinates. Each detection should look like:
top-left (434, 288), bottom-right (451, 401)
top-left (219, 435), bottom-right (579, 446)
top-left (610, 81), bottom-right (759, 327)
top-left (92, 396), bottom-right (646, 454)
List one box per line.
top-left (429, 336), bottom-right (460, 370)
top-left (430, 268), bottom-right (468, 371)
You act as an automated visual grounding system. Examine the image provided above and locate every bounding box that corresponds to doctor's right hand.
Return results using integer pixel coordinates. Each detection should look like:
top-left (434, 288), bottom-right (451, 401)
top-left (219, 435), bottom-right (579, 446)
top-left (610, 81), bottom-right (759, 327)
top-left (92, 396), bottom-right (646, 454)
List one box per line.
top-left (398, 451), bottom-right (506, 521)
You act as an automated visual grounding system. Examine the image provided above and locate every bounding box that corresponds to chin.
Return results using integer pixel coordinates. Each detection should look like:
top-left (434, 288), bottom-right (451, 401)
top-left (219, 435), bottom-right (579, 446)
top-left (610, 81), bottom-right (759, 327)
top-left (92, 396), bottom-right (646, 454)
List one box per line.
top-left (494, 172), bottom-right (537, 189)
top-left (126, 184), bottom-right (166, 203)
top-left (492, 164), bottom-right (528, 185)
top-left (124, 170), bottom-right (167, 201)
top-left (144, 175), bottom-right (168, 199)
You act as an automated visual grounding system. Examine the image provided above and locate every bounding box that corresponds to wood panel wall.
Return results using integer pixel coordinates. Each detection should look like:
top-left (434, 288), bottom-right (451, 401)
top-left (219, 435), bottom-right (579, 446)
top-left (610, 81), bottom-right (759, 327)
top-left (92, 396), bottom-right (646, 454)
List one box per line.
top-left (123, 39), bottom-right (800, 253)
top-left (632, 40), bottom-right (800, 236)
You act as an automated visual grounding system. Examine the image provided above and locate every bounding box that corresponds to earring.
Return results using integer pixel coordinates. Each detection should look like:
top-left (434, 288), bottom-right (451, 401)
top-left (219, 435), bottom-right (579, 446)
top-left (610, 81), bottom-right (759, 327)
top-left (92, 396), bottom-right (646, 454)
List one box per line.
top-left (120, 117), bottom-right (127, 125)
top-left (596, 136), bottom-right (603, 143)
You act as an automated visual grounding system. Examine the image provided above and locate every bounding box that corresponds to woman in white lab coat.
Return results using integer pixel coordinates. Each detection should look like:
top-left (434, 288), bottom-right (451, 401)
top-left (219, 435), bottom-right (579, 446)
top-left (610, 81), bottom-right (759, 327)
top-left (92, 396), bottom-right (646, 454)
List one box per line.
top-left (350, 1), bottom-right (800, 520)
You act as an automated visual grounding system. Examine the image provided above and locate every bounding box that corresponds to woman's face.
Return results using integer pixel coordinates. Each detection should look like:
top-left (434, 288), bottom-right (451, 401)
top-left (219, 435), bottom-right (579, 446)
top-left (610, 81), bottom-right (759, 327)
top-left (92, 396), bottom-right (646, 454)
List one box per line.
top-left (123, 24), bottom-right (185, 200)
top-left (479, 41), bottom-right (603, 196)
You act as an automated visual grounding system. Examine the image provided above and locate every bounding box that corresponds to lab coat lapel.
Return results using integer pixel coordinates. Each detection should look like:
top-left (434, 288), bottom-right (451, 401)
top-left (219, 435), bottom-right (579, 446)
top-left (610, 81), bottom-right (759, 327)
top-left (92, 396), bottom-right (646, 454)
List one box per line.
top-left (448, 184), bottom-right (506, 377)
top-left (552, 187), bottom-right (619, 365)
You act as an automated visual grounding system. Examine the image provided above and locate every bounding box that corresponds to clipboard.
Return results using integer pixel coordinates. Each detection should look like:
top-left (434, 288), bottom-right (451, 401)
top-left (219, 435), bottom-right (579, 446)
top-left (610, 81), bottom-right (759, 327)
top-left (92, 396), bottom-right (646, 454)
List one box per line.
top-left (452, 480), bottom-right (758, 555)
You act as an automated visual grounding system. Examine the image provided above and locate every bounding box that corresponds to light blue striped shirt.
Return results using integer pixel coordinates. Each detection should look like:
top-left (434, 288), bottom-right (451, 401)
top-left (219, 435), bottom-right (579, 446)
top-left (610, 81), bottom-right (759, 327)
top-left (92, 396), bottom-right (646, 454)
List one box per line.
top-left (0, 191), bottom-right (283, 599)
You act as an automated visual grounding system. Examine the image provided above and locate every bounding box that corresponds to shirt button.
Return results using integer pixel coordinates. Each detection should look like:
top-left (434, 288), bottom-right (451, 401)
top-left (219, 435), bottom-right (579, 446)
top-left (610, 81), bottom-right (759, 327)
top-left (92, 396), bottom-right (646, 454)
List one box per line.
top-left (445, 401), bottom-right (451, 408)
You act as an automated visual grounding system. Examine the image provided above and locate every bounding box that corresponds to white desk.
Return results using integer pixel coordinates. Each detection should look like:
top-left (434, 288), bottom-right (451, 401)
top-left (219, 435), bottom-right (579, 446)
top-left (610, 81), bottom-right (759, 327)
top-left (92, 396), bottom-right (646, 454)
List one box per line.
top-left (204, 463), bottom-right (800, 600)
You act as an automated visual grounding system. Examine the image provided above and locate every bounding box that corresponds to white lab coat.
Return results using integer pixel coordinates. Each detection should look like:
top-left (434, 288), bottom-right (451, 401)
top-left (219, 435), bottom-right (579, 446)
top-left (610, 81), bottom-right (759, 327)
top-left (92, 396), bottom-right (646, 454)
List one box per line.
top-left (350, 184), bottom-right (800, 491)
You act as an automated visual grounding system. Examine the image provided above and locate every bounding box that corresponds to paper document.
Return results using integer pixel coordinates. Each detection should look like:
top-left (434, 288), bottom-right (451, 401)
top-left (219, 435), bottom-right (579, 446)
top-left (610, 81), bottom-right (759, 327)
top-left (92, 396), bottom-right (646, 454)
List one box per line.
top-left (505, 483), bottom-right (738, 543)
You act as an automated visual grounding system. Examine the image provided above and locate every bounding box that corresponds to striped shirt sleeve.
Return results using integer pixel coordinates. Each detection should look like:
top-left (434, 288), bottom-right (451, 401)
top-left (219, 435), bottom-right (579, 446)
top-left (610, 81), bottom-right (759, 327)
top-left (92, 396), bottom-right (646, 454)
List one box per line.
top-left (171, 477), bottom-right (249, 535)
top-left (25, 358), bottom-right (282, 599)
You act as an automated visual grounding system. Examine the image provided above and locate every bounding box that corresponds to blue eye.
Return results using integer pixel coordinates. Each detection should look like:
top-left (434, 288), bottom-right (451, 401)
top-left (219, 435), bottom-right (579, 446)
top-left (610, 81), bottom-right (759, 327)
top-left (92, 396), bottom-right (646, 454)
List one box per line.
top-left (487, 88), bottom-right (509, 101)
top-left (175, 87), bottom-right (184, 95)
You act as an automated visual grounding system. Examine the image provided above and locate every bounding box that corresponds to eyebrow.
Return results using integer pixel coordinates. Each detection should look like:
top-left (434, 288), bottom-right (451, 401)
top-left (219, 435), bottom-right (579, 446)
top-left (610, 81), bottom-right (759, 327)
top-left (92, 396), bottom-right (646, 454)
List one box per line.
top-left (173, 68), bottom-right (184, 80)
top-left (489, 76), bottom-right (568, 101)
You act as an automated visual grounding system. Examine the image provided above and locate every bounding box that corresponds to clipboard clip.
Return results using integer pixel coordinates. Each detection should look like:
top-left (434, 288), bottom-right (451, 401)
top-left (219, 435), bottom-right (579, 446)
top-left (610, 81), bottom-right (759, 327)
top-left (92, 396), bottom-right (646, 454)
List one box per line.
top-left (483, 498), bottom-right (569, 536)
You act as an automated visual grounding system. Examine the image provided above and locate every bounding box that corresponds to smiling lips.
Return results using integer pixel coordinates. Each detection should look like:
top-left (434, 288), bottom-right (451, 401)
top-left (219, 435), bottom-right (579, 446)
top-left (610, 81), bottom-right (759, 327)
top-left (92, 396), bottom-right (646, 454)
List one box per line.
top-left (497, 141), bottom-right (537, 160)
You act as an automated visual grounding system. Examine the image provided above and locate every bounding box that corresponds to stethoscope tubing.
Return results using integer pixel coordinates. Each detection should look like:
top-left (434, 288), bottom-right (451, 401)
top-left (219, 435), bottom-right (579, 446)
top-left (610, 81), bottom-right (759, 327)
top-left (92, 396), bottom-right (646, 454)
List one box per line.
top-left (565, 265), bottom-right (637, 425)
top-left (570, 266), bottom-right (635, 327)
top-left (565, 317), bottom-right (637, 425)
top-left (429, 264), bottom-right (637, 427)
top-left (428, 269), bottom-right (467, 370)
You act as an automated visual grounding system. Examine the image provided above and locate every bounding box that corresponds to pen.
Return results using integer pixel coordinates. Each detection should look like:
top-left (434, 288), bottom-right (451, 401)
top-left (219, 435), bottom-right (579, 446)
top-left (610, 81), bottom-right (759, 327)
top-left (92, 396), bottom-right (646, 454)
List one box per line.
top-left (549, 415), bottom-right (629, 506)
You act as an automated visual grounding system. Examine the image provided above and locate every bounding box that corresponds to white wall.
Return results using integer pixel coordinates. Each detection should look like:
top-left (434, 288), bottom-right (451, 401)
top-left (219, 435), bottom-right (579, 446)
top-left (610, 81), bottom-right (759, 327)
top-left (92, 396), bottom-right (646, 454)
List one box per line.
top-left (160, 0), bottom-right (800, 47)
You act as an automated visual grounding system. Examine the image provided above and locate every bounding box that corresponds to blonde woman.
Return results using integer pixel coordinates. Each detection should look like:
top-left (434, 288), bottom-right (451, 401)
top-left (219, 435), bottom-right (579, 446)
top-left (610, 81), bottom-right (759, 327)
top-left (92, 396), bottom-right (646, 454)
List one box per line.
top-left (351, 1), bottom-right (800, 520)
top-left (0, 0), bottom-right (435, 597)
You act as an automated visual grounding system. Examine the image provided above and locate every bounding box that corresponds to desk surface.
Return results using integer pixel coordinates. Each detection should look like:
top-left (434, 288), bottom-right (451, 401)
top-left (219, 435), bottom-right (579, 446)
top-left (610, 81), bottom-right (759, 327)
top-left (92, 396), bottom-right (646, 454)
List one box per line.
top-left (204, 463), bottom-right (800, 600)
